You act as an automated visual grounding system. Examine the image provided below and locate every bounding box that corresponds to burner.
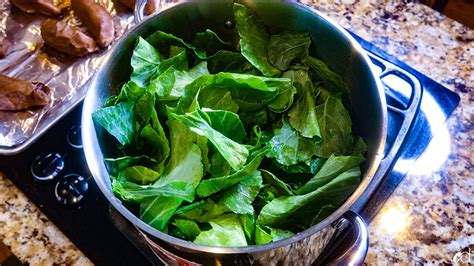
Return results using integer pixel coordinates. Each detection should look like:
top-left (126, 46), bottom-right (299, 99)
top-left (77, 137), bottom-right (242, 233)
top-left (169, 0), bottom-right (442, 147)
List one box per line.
top-left (0, 33), bottom-right (460, 265)
top-left (54, 174), bottom-right (89, 206)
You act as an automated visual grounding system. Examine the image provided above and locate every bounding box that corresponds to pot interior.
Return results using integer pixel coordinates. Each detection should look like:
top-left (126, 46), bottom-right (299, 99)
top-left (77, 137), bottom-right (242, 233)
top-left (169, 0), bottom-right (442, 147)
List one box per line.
top-left (82, 0), bottom-right (386, 254)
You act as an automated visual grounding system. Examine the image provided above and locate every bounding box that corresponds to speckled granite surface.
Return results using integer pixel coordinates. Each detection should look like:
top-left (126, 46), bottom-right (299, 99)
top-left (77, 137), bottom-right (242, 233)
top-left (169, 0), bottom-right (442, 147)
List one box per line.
top-left (0, 0), bottom-right (472, 264)
top-left (0, 173), bottom-right (92, 265)
top-left (299, 0), bottom-right (473, 264)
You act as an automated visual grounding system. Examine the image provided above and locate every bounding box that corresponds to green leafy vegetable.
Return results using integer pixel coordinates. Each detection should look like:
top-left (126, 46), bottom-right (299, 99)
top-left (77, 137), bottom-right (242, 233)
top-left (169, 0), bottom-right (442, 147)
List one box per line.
top-left (268, 31), bottom-right (311, 71)
top-left (130, 37), bottom-right (161, 86)
top-left (117, 165), bottom-right (161, 185)
top-left (171, 109), bottom-right (249, 170)
top-left (315, 96), bottom-right (354, 157)
top-left (285, 70), bottom-right (321, 138)
top-left (255, 225), bottom-right (294, 244)
top-left (192, 29), bottom-right (234, 57)
top-left (172, 219), bottom-right (201, 240)
top-left (207, 50), bottom-right (249, 74)
top-left (112, 179), bottom-right (195, 202)
top-left (196, 148), bottom-right (268, 197)
top-left (296, 154), bottom-right (364, 195)
top-left (302, 56), bottom-right (348, 94)
top-left (194, 214), bottom-right (248, 247)
top-left (233, 3), bottom-right (280, 77)
top-left (218, 171), bottom-right (263, 215)
top-left (176, 199), bottom-right (227, 223)
top-left (268, 123), bottom-right (318, 166)
top-left (92, 101), bottom-right (135, 146)
top-left (93, 2), bottom-right (367, 247)
top-left (257, 167), bottom-right (361, 225)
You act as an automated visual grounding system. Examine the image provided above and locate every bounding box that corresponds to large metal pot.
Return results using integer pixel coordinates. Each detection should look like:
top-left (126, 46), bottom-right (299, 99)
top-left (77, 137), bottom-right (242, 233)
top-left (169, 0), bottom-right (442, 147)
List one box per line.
top-left (82, 0), bottom-right (387, 264)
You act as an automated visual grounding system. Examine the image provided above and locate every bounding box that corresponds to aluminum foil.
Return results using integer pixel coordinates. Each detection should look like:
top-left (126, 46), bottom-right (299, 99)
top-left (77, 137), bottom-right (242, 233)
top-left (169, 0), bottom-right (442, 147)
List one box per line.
top-left (0, 0), bottom-right (175, 153)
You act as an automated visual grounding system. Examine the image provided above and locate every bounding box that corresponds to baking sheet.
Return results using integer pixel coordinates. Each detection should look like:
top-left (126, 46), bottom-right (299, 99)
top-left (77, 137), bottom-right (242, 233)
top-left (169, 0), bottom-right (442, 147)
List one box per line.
top-left (0, 0), bottom-right (175, 154)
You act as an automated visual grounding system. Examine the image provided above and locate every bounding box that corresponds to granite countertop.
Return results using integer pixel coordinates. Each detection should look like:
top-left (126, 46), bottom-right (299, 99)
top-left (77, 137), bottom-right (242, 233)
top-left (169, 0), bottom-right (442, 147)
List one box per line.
top-left (0, 0), bottom-right (472, 264)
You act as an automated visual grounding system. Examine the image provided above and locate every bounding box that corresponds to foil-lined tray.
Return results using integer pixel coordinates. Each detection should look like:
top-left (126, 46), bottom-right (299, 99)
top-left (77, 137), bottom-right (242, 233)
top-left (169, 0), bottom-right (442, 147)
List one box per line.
top-left (0, 0), bottom-right (173, 155)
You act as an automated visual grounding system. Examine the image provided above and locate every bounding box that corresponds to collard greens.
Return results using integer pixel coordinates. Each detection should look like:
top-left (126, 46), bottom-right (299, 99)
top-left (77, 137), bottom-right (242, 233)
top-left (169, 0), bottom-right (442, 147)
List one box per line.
top-left (93, 3), bottom-right (367, 247)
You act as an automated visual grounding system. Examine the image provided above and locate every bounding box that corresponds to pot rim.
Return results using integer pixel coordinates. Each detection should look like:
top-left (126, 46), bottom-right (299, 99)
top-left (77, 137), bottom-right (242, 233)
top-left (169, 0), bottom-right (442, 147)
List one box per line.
top-left (82, 0), bottom-right (387, 254)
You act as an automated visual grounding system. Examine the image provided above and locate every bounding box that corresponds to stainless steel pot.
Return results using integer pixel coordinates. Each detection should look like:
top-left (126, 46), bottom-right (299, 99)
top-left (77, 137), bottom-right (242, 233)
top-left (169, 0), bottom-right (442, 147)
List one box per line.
top-left (82, 0), bottom-right (387, 264)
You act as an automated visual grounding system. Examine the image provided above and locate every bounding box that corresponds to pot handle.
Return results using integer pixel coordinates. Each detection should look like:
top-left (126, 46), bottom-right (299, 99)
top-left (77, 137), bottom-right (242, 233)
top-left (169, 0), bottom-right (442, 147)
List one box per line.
top-left (134, 0), bottom-right (149, 23)
top-left (313, 210), bottom-right (368, 266)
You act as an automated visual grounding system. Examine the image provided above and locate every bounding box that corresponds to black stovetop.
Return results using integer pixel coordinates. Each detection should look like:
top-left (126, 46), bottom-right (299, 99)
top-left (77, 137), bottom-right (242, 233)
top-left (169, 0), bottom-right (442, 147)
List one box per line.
top-left (0, 34), bottom-right (460, 265)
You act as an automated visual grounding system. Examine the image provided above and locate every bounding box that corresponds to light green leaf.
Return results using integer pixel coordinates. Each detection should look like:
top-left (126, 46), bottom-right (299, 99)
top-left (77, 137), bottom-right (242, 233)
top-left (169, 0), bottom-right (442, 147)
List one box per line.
top-left (268, 123), bottom-right (318, 166)
top-left (130, 37), bottom-right (161, 86)
top-left (218, 171), bottom-right (262, 215)
top-left (194, 214), bottom-right (248, 247)
top-left (170, 110), bottom-right (249, 170)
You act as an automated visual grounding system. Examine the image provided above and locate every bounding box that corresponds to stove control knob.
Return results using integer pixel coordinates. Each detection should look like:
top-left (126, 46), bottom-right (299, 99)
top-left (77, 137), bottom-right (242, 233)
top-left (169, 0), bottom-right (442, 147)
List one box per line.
top-left (55, 174), bottom-right (89, 206)
top-left (67, 125), bottom-right (82, 149)
top-left (31, 153), bottom-right (65, 181)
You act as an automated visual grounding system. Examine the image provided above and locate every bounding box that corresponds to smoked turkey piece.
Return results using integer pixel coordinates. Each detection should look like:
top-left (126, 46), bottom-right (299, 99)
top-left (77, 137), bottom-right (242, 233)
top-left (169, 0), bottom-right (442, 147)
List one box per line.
top-left (0, 74), bottom-right (50, 111)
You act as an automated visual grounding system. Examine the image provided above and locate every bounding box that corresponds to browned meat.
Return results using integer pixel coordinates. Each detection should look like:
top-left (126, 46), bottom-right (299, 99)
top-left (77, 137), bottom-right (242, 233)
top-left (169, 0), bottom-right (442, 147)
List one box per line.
top-left (0, 37), bottom-right (11, 59)
top-left (41, 19), bottom-right (98, 57)
top-left (71, 0), bottom-right (114, 47)
top-left (0, 74), bottom-right (50, 111)
top-left (118, 0), bottom-right (160, 15)
top-left (10, 0), bottom-right (61, 16)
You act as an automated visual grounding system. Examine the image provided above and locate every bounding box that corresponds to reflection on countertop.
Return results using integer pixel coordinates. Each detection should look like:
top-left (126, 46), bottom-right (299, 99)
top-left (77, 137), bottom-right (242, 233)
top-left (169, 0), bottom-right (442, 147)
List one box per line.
top-left (300, 0), bottom-right (473, 264)
top-left (0, 0), bottom-right (472, 264)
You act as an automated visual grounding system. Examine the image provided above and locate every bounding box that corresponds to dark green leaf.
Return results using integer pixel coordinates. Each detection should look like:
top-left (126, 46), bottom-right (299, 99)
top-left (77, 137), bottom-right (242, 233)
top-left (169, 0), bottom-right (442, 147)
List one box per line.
top-left (199, 108), bottom-right (246, 142)
top-left (315, 96), bottom-right (354, 157)
top-left (240, 214), bottom-right (255, 243)
top-left (302, 56), bottom-right (348, 94)
top-left (296, 154), bottom-right (364, 195)
top-left (311, 205), bottom-right (337, 226)
top-left (199, 89), bottom-right (240, 113)
top-left (208, 151), bottom-right (231, 177)
top-left (233, 3), bottom-right (280, 77)
top-left (105, 155), bottom-right (157, 176)
top-left (196, 147), bottom-right (268, 197)
top-left (92, 101), bottom-right (135, 146)
top-left (140, 196), bottom-right (183, 231)
top-left (172, 219), bottom-right (201, 240)
top-left (146, 31), bottom-right (195, 58)
top-left (260, 170), bottom-right (294, 196)
top-left (285, 70), bottom-right (321, 138)
top-left (139, 124), bottom-right (170, 164)
top-left (257, 167), bottom-right (360, 225)
top-left (268, 31), bottom-right (311, 71)
top-left (207, 50), bottom-right (248, 74)
top-left (192, 29), bottom-right (234, 57)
